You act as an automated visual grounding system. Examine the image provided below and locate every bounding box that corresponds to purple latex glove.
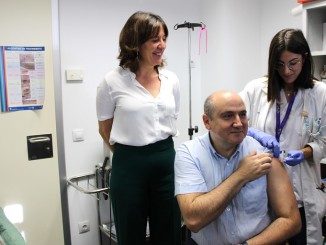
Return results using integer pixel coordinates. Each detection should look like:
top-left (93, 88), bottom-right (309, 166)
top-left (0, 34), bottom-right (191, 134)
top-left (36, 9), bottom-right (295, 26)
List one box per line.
top-left (247, 127), bottom-right (280, 158)
top-left (284, 150), bottom-right (304, 166)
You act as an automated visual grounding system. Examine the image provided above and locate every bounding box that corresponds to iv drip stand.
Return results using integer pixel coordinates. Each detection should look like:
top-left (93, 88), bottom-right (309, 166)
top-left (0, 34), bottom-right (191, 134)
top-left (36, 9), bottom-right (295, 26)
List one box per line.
top-left (174, 22), bottom-right (204, 140)
top-left (174, 21), bottom-right (205, 244)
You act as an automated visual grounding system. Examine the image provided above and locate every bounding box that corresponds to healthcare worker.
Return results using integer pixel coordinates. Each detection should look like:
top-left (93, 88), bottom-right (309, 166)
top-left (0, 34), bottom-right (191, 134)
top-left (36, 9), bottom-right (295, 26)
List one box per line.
top-left (240, 28), bottom-right (326, 244)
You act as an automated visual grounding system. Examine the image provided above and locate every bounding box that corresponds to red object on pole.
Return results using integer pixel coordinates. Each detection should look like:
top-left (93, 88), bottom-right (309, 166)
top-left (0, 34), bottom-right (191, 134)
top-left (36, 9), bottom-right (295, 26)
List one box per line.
top-left (297, 0), bottom-right (316, 3)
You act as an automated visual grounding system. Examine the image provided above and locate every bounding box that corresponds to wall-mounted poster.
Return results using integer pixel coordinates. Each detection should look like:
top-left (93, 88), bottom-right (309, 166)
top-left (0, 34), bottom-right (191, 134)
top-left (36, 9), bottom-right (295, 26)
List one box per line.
top-left (0, 46), bottom-right (45, 112)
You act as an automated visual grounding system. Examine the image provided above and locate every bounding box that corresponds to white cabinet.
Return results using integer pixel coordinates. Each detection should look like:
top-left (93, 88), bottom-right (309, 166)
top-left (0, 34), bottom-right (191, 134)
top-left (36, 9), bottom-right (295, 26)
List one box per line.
top-left (303, 0), bottom-right (326, 179)
top-left (302, 0), bottom-right (326, 79)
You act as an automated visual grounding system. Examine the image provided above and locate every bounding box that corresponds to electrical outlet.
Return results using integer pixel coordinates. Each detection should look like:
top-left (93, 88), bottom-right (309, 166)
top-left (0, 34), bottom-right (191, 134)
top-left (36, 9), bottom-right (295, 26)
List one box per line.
top-left (78, 220), bottom-right (90, 234)
top-left (66, 69), bottom-right (84, 81)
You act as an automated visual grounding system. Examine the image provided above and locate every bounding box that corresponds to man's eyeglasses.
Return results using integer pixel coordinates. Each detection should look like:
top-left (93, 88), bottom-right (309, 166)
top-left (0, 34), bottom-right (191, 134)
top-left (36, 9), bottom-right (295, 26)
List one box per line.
top-left (274, 59), bottom-right (302, 72)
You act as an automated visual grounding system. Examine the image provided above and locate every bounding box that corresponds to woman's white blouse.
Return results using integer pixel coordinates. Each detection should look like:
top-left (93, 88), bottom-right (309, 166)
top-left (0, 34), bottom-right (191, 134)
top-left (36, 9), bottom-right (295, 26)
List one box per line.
top-left (96, 67), bottom-right (180, 146)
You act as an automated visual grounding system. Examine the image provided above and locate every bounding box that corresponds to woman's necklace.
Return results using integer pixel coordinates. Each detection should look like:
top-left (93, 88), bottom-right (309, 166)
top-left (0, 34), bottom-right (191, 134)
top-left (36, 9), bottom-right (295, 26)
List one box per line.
top-left (284, 89), bottom-right (295, 101)
top-left (285, 89), bottom-right (294, 97)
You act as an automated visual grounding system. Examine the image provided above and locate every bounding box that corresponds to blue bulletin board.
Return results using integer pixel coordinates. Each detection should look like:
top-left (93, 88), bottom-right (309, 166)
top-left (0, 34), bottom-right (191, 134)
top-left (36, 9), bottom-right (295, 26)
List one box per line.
top-left (0, 46), bottom-right (45, 112)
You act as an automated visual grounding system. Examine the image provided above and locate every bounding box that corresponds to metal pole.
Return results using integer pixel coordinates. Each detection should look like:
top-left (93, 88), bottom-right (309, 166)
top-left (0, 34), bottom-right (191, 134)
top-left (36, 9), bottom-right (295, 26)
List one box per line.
top-left (188, 28), bottom-right (193, 140)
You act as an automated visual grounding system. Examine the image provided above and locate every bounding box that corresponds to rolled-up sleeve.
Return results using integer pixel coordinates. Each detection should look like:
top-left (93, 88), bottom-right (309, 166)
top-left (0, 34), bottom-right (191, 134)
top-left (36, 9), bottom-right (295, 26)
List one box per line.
top-left (96, 79), bottom-right (114, 121)
top-left (174, 142), bottom-right (208, 195)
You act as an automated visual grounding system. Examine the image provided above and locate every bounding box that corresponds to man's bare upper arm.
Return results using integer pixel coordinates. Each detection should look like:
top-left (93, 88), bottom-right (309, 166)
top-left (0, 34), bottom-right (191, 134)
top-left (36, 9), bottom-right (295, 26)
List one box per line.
top-left (267, 158), bottom-right (297, 218)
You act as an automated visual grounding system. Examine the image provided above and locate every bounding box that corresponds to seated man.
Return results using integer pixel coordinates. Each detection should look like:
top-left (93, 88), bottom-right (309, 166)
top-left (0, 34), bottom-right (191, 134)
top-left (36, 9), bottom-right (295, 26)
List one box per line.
top-left (175, 90), bottom-right (301, 245)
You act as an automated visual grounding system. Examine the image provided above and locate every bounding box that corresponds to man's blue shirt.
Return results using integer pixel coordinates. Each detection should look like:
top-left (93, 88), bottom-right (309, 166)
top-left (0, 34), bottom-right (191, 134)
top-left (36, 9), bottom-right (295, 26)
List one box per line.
top-left (175, 132), bottom-right (272, 245)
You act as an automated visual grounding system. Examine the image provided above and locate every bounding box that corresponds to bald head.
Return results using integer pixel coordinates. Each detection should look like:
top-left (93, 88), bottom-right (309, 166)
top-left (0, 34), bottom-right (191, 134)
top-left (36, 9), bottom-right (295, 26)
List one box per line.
top-left (204, 90), bottom-right (245, 120)
top-left (203, 90), bottom-right (248, 155)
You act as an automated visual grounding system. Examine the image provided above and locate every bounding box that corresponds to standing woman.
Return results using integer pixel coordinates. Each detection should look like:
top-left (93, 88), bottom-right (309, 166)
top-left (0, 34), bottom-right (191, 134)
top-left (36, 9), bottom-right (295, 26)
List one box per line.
top-left (96, 11), bottom-right (181, 245)
top-left (240, 28), bottom-right (326, 244)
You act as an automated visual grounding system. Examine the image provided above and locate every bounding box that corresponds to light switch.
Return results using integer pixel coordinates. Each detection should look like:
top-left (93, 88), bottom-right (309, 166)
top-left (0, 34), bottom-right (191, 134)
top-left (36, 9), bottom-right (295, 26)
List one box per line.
top-left (72, 128), bottom-right (84, 142)
top-left (66, 69), bottom-right (84, 81)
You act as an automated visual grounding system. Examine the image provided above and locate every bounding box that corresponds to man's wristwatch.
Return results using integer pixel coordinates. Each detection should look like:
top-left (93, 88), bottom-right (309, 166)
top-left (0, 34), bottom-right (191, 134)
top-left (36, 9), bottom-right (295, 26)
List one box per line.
top-left (240, 242), bottom-right (248, 245)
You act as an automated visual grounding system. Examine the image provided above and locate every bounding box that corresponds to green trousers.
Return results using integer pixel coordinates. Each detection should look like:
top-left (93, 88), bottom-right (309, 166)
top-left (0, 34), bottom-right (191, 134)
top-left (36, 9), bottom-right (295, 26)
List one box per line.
top-left (110, 136), bottom-right (181, 245)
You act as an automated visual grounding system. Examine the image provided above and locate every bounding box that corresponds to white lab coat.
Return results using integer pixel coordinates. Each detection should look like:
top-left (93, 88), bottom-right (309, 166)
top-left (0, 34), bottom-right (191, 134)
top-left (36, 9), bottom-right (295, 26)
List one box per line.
top-left (240, 77), bottom-right (326, 245)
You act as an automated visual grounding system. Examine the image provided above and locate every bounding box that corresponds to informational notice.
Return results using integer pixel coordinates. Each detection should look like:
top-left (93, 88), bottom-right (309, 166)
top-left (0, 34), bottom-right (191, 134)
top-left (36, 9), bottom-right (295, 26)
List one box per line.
top-left (0, 46), bottom-right (45, 112)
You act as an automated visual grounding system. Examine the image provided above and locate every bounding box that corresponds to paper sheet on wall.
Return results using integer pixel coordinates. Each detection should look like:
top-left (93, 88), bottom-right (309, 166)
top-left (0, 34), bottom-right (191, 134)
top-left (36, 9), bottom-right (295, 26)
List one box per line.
top-left (0, 46), bottom-right (45, 112)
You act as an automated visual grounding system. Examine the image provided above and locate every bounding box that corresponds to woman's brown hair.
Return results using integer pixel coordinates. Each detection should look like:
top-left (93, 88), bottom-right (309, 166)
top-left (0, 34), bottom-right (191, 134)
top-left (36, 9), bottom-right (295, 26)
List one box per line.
top-left (118, 11), bottom-right (168, 73)
top-left (267, 28), bottom-right (315, 103)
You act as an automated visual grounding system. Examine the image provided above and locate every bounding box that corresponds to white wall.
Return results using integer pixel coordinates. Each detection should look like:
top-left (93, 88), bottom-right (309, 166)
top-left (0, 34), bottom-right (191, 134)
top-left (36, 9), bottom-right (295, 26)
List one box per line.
top-left (200, 0), bottom-right (302, 95)
top-left (58, 1), bottom-right (201, 244)
top-left (58, 1), bottom-right (302, 245)
top-left (0, 0), bottom-right (65, 244)
top-left (258, 0), bottom-right (302, 79)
